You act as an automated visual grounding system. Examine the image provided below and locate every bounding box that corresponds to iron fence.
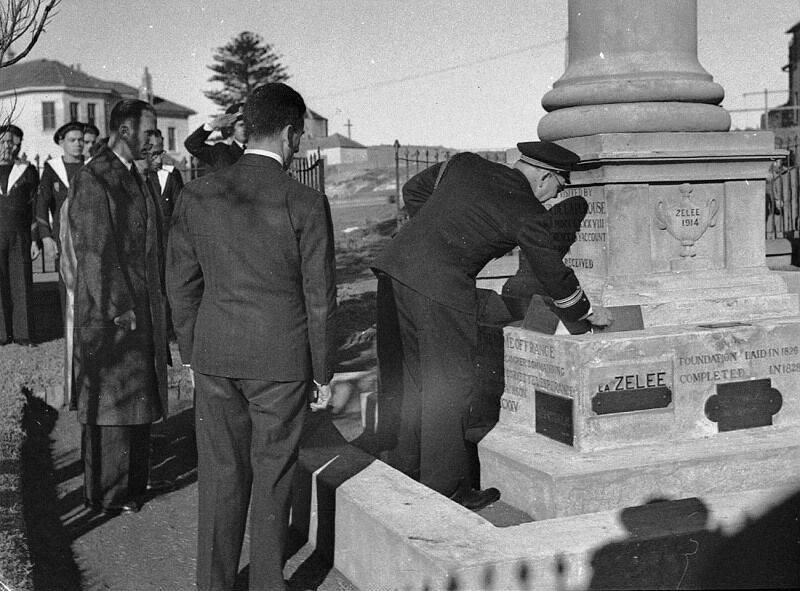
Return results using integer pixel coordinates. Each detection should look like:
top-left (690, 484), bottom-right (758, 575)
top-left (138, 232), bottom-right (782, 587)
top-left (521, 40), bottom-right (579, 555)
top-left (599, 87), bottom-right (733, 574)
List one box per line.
top-left (768, 134), bottom-right (799, 240)
top-left (393, 140), bottom-right (507, 225)
top-left (188, 150), bottom-right (325, 195)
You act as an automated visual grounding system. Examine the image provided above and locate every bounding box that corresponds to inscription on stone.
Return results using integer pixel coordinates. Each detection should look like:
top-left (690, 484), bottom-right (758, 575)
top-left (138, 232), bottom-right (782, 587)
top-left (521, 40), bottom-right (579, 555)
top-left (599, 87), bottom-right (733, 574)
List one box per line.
top-left (559, 186), bottom-right (606, 275)
top-left (590, 361), bottom-right (673, 416)
top-left (592, 370), bottom-right (672, 415)
top-left (535, 389), bottom-right (573, 446)
top-left (704, 379), bottom-right (783, 432)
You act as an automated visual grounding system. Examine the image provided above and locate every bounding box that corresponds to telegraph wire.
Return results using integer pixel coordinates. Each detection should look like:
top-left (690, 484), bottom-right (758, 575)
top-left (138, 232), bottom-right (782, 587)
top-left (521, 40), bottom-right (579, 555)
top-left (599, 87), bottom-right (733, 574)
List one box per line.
top-left (307, 38), bottom-right (564, 100)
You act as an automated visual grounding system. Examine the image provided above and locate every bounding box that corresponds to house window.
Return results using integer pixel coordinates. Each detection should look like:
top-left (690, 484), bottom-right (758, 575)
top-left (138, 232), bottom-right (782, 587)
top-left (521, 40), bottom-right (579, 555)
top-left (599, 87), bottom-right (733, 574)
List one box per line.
top-left (69, 102), bottom-right (79, 121)
top-left (167, 127), bottom-right (176, 152)
top-left (87, 103), bottom-right (96, 126)
top-left (42, 102), bottom-right (55, 130)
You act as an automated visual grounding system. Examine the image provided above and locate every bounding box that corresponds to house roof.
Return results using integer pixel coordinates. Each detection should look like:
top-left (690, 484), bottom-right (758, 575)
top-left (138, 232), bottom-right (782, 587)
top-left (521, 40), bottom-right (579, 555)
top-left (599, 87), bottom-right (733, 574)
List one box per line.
top-left (0, 58), bottom-right (196, 118)
top-left (309, 133), bottom-right (366, 150)
top-left (305, 108), bottom-right (327, 121)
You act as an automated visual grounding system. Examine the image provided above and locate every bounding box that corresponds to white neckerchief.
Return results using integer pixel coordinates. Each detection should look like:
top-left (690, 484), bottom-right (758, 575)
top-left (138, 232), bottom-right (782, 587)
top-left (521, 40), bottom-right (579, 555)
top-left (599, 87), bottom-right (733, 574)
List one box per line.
top-left (48, 156), bottom-right (71, 188)
top-left (1, 161), bottom-right (29, 195)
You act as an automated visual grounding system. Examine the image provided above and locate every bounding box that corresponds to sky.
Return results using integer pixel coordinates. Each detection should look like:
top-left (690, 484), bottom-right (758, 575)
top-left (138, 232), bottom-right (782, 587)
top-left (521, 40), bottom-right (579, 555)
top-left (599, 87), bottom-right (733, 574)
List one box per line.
top-left (18, 0), bottom-right (800, 150)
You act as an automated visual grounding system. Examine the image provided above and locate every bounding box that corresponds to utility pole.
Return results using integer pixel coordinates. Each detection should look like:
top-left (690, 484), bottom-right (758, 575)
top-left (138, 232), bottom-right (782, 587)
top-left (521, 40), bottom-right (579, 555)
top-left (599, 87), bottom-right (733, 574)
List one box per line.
top-left (345, 118), bottom-right (353, 139)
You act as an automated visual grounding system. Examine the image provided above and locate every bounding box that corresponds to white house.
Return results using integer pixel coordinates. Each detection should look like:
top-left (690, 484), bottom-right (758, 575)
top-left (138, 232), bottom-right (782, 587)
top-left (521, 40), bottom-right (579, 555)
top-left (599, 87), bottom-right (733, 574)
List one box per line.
top-left (0, 59), bottom-right (196, 167)
top-left (303, 133), bottom-right (368, 165)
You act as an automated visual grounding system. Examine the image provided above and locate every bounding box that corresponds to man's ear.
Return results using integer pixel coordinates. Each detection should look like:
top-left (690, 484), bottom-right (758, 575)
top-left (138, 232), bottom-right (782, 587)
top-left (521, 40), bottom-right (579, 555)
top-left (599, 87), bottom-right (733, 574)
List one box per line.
top-left (280, 124), bottom-right (292, 143)
top-left (118, 124), bottom-right (130, 139)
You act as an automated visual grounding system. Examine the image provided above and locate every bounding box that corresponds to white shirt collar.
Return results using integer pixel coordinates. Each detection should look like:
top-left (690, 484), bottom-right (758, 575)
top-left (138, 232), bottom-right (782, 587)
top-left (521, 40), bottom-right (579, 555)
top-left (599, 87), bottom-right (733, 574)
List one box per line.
top-left (243, 148), bottom-right (283, 166)
top-left (234, 140), bottom-right (246, 150)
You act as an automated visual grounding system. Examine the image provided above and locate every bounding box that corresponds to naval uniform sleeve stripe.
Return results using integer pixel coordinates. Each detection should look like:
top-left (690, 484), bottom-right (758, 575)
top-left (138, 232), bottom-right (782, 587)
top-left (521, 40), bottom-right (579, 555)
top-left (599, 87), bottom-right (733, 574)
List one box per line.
top-left (553, 287), bottom-right (584, 308)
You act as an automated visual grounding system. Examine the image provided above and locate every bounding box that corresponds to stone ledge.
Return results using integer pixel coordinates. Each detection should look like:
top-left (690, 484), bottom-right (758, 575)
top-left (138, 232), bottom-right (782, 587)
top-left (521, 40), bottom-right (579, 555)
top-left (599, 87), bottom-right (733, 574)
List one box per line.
top-left (334, 460), bottom-right (798, 591)
top-left (480, 422), bottom-right (800, 519)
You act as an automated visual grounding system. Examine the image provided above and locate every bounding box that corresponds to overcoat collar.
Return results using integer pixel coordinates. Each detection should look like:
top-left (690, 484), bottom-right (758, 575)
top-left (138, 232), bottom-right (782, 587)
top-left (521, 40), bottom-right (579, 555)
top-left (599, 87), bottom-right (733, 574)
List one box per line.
top-left (96, 146), bottom-right (149, 225)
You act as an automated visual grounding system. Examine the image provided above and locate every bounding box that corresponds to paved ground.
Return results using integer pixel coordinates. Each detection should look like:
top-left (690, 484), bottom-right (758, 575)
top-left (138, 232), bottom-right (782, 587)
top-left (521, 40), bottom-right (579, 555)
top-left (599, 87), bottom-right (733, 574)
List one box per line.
top-left (26, 378), bottom-right (361, 591)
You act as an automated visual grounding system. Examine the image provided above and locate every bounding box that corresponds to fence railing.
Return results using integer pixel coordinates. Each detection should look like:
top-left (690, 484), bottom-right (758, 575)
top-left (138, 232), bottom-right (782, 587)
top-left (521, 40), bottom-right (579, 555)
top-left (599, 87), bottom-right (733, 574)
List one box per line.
top-left (393, 140), bottom-right (507, 225)
top-left (188, 150), bottom-right (326, 195)
top-left (767, 163), bottom-right (800, 239)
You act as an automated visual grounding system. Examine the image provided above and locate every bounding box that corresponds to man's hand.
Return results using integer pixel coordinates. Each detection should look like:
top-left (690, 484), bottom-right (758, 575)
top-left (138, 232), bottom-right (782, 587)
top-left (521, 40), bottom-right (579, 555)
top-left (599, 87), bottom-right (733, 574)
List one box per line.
top-left (42, 236), bottom-right (58, 259)
top-left (586, 306), bottom-right (613, 329)
top-left (30, 241), bottom-right (41, 260)
top-left (310, 382), bottom-right (332, 412)
top-left (113, 309), bottom-right (137, 331)
top-left (209, 112), bottom-right (241, 131)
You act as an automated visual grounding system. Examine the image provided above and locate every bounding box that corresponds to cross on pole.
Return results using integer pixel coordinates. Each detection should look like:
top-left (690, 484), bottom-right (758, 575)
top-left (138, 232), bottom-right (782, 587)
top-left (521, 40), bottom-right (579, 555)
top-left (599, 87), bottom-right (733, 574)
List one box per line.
top-left (345, 119), bottom-right (353, 139)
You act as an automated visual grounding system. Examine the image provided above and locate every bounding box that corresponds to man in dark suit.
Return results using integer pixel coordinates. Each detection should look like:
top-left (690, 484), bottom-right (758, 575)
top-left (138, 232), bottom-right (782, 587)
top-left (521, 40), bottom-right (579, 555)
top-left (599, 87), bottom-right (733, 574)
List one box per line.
top-left (36, 121), bottom-right (85, 317)
top-left (68, 99), bottom-right (169, 516)
top-left (167, 83), bottom-right (336, 591)
top-left (371, 143), bottom-right (612, 511)
top-left (142, 128), bottom-right (183, 242)
top-left (0, 125), bottom-right (39, 346)
top-left (184, 102), bottom-right (247, 173)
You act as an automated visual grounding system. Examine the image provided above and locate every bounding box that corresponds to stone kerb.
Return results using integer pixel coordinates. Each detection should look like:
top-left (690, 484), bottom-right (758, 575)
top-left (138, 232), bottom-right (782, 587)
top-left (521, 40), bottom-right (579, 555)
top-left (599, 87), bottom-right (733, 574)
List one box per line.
top-left (333, 460), bottom-right (799, 591)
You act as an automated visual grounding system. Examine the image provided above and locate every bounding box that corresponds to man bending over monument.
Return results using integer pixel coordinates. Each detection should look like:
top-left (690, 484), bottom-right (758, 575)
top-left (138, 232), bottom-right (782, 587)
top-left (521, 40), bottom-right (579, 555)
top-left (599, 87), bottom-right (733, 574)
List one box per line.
top-left (371, 141), bottom-right (612, 511)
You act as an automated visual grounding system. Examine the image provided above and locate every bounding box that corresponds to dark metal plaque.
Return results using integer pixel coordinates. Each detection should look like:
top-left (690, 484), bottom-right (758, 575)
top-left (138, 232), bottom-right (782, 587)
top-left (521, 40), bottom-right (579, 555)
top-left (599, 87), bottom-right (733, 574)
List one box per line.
top-left (591, 386), bottom-right (672, 415)
top-left (535, 389), bottom-right (573, 446)
top-left (704, 378), bottom-right (783, 432)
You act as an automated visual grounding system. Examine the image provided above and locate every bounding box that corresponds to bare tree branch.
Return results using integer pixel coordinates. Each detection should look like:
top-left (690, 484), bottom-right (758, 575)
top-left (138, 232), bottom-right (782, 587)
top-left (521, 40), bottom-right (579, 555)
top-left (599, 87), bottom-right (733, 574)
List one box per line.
top-left (1, 0), bottom-right (59, 68)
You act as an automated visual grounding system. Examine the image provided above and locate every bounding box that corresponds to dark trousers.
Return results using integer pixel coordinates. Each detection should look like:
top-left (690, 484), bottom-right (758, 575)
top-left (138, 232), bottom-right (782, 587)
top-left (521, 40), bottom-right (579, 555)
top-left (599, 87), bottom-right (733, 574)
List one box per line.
top-left (376, 275), bottom-right (477, 496)
top-left (194, 373), bottom-right (308, 591)
top-left (82, 423), bottom-right (151, 508)
top-left (0, 230), bottom-right (33, 342)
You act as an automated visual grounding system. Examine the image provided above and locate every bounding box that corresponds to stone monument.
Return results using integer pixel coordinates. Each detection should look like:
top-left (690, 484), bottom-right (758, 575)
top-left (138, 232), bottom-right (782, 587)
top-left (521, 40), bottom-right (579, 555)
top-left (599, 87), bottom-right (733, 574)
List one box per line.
top-left (480, 0), bottom-right (800, 519)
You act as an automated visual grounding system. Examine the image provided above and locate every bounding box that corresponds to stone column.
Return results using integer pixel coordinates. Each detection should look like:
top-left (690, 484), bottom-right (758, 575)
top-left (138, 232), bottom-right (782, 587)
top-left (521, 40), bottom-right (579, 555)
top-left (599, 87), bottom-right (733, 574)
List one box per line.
top-left (539, 0), bottom-right (730, 140)
top-left (480, 0), bottom-right (800, 521)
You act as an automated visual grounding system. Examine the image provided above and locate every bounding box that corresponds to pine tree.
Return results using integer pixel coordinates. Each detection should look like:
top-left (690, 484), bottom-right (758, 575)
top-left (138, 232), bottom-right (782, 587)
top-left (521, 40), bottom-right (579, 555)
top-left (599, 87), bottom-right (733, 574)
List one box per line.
top-left (204, 31), bottom-right (289, 108)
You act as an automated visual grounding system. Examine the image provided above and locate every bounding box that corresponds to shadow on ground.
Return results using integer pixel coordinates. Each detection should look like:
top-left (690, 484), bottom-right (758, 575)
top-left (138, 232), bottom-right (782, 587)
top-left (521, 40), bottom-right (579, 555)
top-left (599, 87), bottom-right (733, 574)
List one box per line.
top-left (20, 392), bottom-right (82, 591)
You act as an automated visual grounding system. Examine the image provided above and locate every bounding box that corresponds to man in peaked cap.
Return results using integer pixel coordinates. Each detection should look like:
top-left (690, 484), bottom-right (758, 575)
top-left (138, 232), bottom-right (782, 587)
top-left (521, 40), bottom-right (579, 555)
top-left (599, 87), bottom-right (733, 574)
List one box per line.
top-left (369, 141), bottom-right (612, 511)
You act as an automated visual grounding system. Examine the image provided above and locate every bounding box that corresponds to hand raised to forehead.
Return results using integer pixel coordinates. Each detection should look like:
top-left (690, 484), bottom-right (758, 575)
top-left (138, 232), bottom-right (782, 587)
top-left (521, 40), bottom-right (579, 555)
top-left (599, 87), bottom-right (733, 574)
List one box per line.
top-left (210, 112), bottom-right (241, 130)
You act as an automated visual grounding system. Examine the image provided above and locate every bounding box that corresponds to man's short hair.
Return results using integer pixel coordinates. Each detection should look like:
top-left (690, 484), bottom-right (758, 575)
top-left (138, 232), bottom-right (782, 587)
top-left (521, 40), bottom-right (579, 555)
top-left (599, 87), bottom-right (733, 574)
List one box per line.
top-left (244, 83), bottom-right (306, 140)
top-left (109, 99), bottom-right (156, 133)
top-left (83, 123), bottom-right (100, 137)
top-left (0, 124), bottom-right (23, 139)
top-left (53, 121), bottom-right (85, 145)
top-left (145, 128), bottom-right (164, 139)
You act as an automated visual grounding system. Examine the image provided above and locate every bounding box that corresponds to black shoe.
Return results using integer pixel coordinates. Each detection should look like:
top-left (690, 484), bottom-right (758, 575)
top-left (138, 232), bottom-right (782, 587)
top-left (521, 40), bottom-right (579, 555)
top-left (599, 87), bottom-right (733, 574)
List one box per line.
top-left (14, 339), bottom-right (36, 348)
top-left (449, 486), bottom-right (501, 512)
top-left (100, 501), bottom-right (141, 516)
top-left (146, 479), bottom-right (174, 494)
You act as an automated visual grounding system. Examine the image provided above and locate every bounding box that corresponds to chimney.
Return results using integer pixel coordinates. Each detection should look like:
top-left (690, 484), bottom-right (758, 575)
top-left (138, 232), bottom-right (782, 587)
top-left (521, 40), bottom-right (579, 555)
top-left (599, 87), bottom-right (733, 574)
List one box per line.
top-left (138, 66), bottom-right (153, 104)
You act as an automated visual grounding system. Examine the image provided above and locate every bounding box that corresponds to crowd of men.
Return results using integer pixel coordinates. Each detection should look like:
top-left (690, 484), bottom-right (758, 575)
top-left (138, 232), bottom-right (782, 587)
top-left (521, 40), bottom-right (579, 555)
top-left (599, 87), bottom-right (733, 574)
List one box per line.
top-left (0, 79), bottom-right (612, 590)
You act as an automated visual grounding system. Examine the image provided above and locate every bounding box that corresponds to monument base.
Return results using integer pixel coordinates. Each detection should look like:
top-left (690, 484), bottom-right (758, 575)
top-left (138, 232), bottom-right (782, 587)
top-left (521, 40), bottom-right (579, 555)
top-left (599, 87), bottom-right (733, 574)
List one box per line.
top-left (479, 421), bottom-right (800, 520)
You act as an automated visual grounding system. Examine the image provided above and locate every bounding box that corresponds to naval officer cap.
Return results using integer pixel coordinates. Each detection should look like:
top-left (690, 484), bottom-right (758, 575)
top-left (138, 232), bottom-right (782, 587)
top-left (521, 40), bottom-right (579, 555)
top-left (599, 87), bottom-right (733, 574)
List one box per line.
top-left (516, 141), bottom-right (580, 176)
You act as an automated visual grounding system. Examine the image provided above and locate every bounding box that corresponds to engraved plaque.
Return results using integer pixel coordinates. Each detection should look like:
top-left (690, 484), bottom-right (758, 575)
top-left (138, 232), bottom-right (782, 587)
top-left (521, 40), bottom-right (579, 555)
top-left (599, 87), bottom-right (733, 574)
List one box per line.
top-left (704, 378), bottom-right (783, 432)
top-left (535, 389), bottom-right (573, 446)
top-left (592, 386), bottom-right (672, 415)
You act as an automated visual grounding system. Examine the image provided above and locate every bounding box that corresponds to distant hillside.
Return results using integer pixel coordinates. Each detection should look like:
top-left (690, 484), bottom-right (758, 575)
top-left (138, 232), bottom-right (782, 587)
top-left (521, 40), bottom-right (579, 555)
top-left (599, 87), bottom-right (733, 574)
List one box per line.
top-left (325, 164), bottom-right (397, 200)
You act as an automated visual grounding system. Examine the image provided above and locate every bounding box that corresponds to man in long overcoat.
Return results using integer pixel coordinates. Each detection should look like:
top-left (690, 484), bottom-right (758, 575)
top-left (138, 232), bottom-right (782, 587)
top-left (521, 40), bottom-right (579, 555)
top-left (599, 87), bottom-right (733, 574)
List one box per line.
top-left (68, 99), bottom-right (168, 515)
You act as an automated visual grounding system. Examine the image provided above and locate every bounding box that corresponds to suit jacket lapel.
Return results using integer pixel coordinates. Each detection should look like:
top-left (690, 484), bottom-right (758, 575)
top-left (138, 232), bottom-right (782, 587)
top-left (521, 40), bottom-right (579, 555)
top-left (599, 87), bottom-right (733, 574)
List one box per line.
top-left (49, 157), bottom-right (70, 188)
top-left (109, 156), bottom-right (148, 225)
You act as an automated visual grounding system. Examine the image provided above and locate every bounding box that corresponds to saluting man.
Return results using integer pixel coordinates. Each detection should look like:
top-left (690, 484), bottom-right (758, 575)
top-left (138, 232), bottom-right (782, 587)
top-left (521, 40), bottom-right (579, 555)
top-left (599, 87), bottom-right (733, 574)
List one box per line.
top-left (370, 141), bottom-right (612, 511)
top-left (0, 125), bottom-right (39, 346)
top-left (184, 102), bottom-right (247, 173)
